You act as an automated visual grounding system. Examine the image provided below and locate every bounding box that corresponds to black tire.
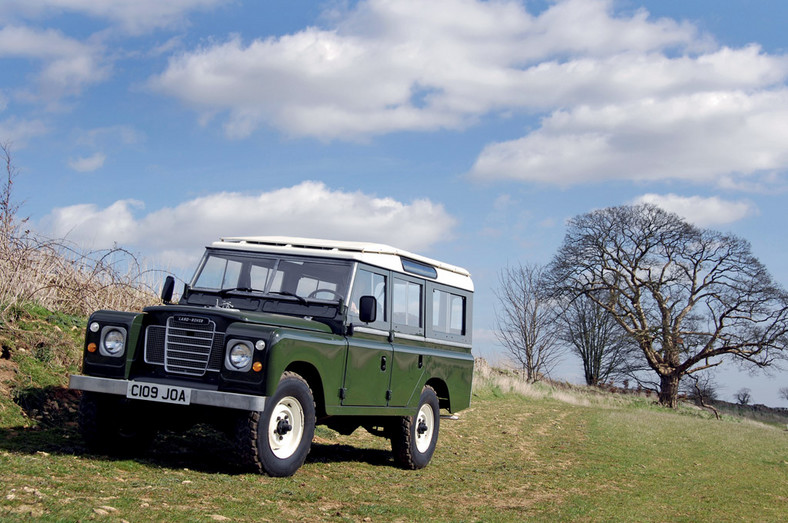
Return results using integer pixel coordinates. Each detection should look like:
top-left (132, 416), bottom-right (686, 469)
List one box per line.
top-left (235, 372), bottom-right (316, 477)
top-left (78, 391), bottom-right (156, 454)
top-left (391, 385), bottom-right (440, 469)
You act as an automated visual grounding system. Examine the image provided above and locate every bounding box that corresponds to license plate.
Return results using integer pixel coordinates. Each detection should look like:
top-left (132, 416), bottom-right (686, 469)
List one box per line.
top-left (126, 382), bottom-right (191, 405)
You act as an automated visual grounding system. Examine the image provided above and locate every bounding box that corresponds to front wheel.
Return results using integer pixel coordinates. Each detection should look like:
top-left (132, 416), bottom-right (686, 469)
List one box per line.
top-left (78, 391), bottom-right (155, 455)
top-left (235, 372), bottom-right (316, 477)
top-left (391, 385), bottom-right (440, 469)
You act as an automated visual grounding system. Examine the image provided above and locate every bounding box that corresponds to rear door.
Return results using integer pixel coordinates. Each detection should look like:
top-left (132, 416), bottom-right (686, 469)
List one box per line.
top-left (388, 274), bottom-right (427, 406)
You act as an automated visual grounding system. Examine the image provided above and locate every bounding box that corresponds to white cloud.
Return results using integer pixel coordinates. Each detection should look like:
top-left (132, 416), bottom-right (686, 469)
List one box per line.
top-left (40, 181), bottom-right (456, 266)
top-left (68, 152), bottom-right (105, 172)
top-left (0, 116), bottom-right (49, 145)
top-left (469, 89), bottom-right (788, 186)
top-left (0, 0), bottom-right (228, 34)
top-left (0, 25), bottom-right (108, 101)
top-left (146, 0), bottom-right (788, 188)
top-left (149, 0), bottom-right (713, 140)
top-left (633, 193), bottom-right (756, 227)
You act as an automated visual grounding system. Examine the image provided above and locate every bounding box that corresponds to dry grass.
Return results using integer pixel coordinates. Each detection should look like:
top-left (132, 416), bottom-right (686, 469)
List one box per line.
top-left (0, 235), bottom-right (161, 317)
top-left (474, 357), bottom-right (638, 408)
top-left (0, 143), bottom-right (160, 319)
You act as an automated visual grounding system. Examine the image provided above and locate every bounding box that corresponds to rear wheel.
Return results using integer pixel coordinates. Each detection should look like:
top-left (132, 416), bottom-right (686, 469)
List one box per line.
top-left (235, 372), bottom-right (316, 477)
top-left (391, 385), bottom-right (440, 469)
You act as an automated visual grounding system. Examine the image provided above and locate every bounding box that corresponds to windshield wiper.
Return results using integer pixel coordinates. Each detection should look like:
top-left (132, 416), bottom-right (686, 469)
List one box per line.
top-left (218, 287), bottom-right (266, 296)
top-left (269, 291), bottom-right (309, 306)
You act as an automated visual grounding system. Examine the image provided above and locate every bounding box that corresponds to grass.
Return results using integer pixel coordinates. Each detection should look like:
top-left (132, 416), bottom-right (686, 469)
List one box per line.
top-left (0, 381), bottom-right (786, 521)
top-left (0, 310), bottom-right (786, 521)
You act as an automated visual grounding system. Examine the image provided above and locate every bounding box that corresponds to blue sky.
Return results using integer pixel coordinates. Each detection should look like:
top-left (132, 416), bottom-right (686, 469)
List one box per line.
top-left (2, 0), bottom-right (787, 406)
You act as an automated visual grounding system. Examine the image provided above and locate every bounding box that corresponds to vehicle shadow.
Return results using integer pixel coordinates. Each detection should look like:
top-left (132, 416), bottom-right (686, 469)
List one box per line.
top-left (2, 386), bottom-right (398, 474)
top-left (308, 442), bottom-right (394, 468)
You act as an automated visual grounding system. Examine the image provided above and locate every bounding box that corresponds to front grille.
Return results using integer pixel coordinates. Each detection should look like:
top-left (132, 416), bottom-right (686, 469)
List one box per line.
top-left (144, 316), bottom-right (224, 376)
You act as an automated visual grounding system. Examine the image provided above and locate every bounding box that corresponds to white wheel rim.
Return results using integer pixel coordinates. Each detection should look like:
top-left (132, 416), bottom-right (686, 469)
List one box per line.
top-left (414, 403), bottom-right (435, 453)
top-left (268, 396), bottom-right (305, 459)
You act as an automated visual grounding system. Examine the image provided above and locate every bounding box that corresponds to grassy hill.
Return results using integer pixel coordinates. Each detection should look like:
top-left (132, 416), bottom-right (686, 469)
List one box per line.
top-left (0, 310), bottom-right (786, 521)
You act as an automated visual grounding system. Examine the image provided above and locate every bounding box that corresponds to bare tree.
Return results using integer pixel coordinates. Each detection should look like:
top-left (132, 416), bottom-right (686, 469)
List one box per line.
top-left (779, 386), bottom-right (788, 403)
top-left (1, 142), bottom-right (25, 248)
top-left (684, 373), bottom-right (720, 419)
top-left (734, 388), bottom-right (752, 406)
top-left (557, 292), bottom-right (633, 386)
top-left (494, 263), bottom-right (560, 382)
top-left (548, 204), bottom-right (788, 408)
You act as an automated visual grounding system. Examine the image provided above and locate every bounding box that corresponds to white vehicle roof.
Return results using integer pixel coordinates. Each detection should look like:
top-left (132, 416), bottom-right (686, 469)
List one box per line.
top-left (211, 236), bottom-right (474, 292)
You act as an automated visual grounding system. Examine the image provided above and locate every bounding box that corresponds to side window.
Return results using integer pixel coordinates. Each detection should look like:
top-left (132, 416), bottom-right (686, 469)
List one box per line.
top-left (393, 277), bottom-right (422, 329)
top-left (350, 269), bottom-right (386, 322)
top-left (433, 289), bottom-right (466, 335)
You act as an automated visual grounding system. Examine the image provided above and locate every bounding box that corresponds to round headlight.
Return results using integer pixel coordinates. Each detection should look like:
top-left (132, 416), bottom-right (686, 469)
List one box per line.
top-left (229, 342), bottom-right (253, 369)
top-left (102, 329), bottom-right (125, 355)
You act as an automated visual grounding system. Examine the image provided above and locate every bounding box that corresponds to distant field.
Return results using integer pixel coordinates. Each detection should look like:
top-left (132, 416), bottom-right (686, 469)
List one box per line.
top-left (1, 378), bottom-right (786, 521)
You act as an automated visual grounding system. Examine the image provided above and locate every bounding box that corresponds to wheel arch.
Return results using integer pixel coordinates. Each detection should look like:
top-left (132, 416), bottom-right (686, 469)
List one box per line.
top-left (284, 361), bottom-right (326, 418)
top-left (425, 377), bottom-right (450, 411)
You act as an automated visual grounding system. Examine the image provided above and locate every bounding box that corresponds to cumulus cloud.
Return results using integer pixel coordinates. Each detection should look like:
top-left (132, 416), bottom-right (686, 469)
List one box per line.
top-left (68, 152), bottom-right (105, 172)
top-left (0, 0), bottom-right (228, 34)
top-left (633, 193), bottom-right (756, 227)
top-left (147, 0), bottom-right (788, 188)
top-left (0, 25), bottom-right (108, 101)
top-left (40, 181), bottom-right (456, 266)
top-left (149, 0), bottom-right (705, 140)
top-left (470, 89), bottom-right (788, 185)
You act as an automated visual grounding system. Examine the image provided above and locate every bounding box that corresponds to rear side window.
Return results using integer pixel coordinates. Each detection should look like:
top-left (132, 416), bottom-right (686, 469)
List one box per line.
top-left (393, 278), bottom-right (422, 329)
top-left (433, 289), bottom-right (465, 335)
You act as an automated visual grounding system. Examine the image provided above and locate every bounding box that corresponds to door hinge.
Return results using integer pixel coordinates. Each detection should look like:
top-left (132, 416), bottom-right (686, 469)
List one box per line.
top-left (386, 390), bottom-right (392, 401)
top-left (339, 387), bottom-right (346, 400)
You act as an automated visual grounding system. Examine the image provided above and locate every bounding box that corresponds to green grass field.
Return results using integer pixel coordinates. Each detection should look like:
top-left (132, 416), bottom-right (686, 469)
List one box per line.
top-left (1, 307), bottom-right (786, 521)
top-left (1, 382), bottom-right (786, 521)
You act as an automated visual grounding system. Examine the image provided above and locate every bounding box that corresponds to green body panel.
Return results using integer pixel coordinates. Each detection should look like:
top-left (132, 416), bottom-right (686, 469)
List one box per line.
top-left (390, 337), bottom-right (474, 412)
top-left (342, 330), bottom-right (393, 406)
top-left (388, 342), bottom-right (426, 407)
top-left (123, 313), bottom-right (145, 379)
top-left (263, 328), bottom-right (349, 403)
top-left (143, 305), bottom-right (333, 334)
top-left (81, 306), bottom-right (473, 418)
top-left (426, 346), bottom-right (474, 412)
top-left (259, 324), bottom-right (473, 416)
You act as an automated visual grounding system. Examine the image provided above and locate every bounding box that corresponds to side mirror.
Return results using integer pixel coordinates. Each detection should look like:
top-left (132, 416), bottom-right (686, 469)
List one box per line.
top-left (358, 295), bottom-right (377, 323)
top-left (161, 275), bottom-right (175, 304)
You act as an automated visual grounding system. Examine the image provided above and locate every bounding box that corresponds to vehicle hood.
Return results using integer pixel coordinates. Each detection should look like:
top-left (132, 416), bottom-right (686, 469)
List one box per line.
top-left (143, 305), bottom-right (333, 334)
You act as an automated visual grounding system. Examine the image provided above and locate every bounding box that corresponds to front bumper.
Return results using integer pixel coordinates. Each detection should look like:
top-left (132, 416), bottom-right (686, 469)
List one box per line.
top-left (69, 375), bottom-right (266, 411)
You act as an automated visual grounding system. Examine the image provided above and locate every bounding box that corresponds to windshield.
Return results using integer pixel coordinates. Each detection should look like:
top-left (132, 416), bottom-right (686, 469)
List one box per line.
top-left (190, 250), bottom-right (353, 303)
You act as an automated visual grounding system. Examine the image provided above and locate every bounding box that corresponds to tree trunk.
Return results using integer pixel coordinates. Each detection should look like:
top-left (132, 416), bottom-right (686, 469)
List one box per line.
top-left (658, 373), bottom-right (680, 408)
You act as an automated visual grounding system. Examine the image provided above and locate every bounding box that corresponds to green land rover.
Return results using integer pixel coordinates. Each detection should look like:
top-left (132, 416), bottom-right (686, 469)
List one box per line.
top-left (69, 236), bottom-right (474, 476)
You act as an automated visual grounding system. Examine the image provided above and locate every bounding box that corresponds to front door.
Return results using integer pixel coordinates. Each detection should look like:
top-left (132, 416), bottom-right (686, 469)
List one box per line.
top-left (342, 329), bottom-right (392, 406)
